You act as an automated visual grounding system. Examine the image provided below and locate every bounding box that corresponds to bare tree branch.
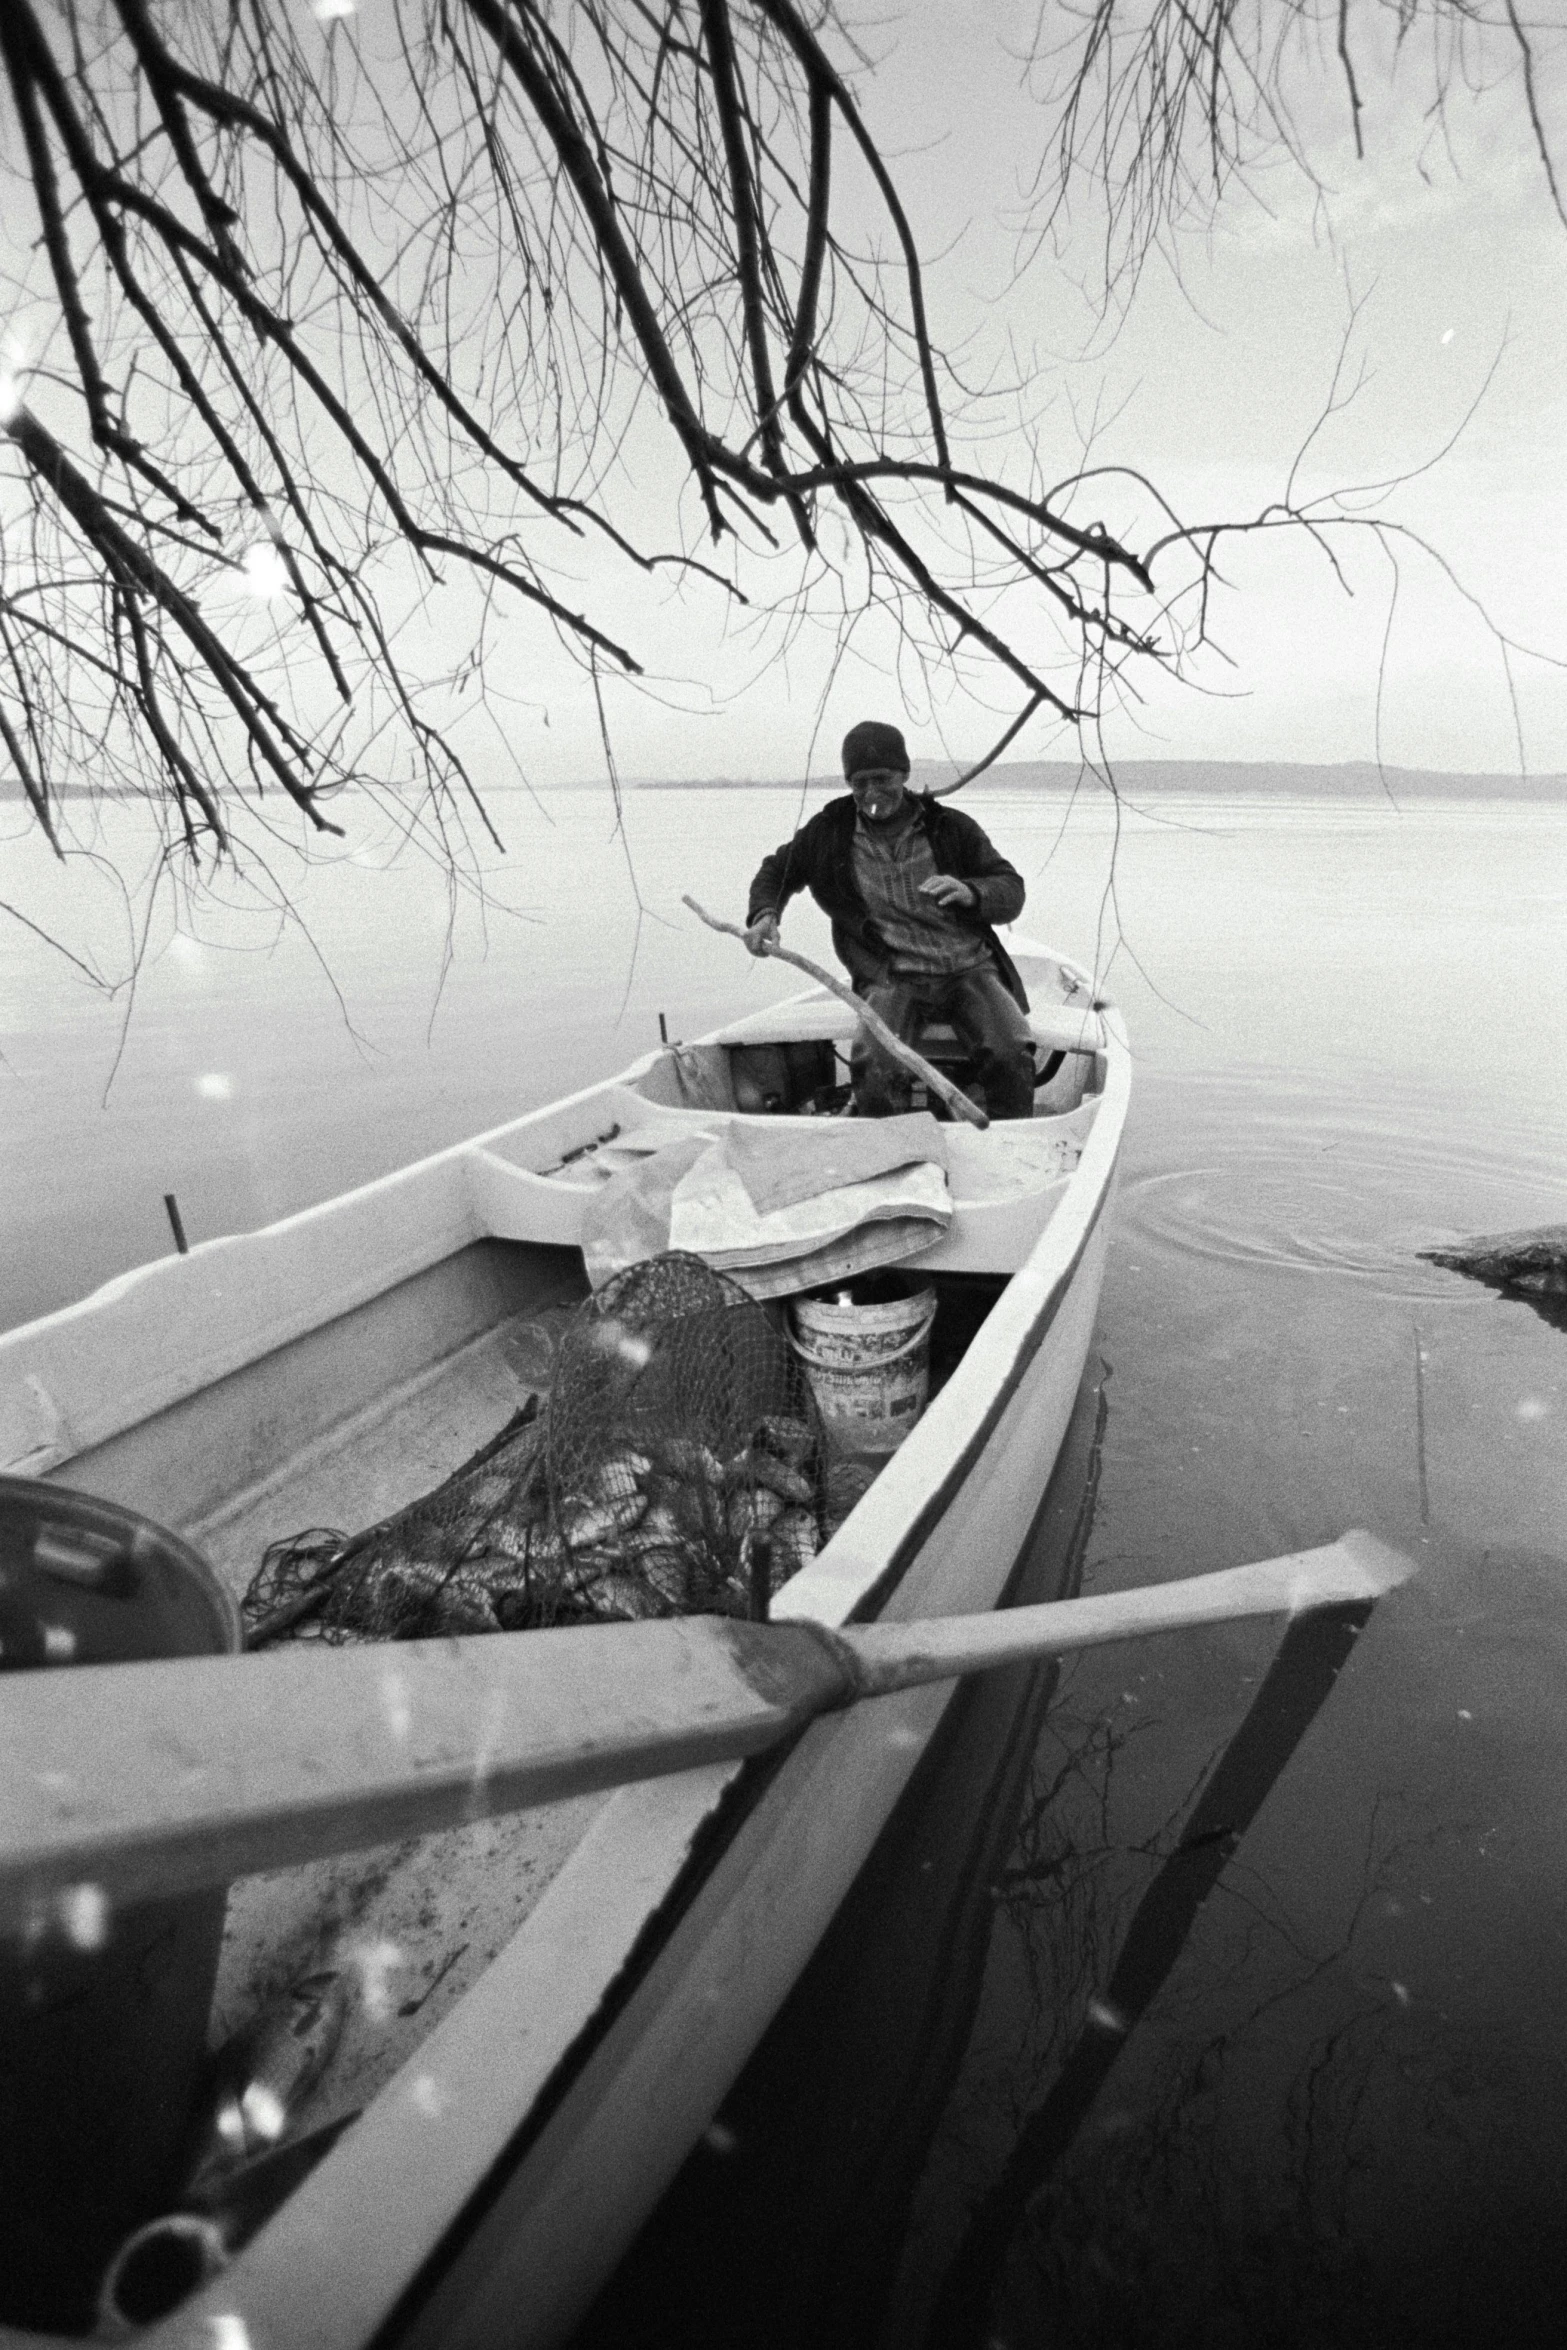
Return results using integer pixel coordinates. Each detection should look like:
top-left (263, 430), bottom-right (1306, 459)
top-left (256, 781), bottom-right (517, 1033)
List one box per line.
top-left (1024, 4), bottom-right (1567, 284)
top-left (1, 0), bottom-right (1557, 912)
top-left (0, 0), bottom-right (1181, 878)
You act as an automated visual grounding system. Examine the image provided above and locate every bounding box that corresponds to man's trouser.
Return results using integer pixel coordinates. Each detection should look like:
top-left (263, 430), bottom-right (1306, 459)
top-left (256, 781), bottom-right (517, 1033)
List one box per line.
top-left (850, 965), bottom-right (1036, 1120)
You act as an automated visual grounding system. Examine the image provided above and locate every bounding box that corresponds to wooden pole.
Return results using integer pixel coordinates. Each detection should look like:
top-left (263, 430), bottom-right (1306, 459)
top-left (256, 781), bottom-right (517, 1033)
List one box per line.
top-left (0, 1535), bottom-right (1414, 1926)
top-left (683, 895), bottom-right (990, 1130)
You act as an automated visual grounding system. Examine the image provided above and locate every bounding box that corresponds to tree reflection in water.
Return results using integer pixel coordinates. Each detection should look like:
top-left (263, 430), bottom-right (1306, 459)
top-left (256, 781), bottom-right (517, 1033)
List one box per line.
top-left (909, 1598), bottom-right (1565, 2350)
top-left (570, 1372), bottom-right (1113, 2350)
top-left (570, 1378), bottom-right (1567, 2350)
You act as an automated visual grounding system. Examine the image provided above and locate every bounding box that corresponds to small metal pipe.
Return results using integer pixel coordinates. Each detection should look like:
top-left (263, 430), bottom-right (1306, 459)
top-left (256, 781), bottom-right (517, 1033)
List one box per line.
top-left (94, 2110), bottom-right (359, 2336)
top-left (97, 2214), bottom-right (229, 2335)
top-left (163, 1193), bottom-right (189, 1255)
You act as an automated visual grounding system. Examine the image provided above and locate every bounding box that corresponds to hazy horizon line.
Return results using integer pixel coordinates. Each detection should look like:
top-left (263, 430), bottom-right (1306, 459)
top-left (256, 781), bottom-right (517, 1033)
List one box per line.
top-left (7, 754), bottom-right (1566, 805)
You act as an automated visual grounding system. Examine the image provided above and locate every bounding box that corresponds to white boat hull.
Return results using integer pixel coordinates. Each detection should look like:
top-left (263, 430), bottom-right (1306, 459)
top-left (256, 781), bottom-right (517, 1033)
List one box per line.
top-left (0, 943), bottom-right (1127, 2350)
top-left (398, 1208), bottom-right (1113, 2350)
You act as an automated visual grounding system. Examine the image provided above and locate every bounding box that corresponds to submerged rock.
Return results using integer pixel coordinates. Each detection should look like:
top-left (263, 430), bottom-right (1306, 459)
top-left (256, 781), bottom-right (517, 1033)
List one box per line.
top-left (1422, 1224), bottom-right (1567, 1328)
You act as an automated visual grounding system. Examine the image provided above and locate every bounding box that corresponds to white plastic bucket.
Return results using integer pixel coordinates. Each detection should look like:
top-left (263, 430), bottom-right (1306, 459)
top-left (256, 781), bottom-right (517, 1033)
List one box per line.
top-left (789, 1276), bottom-right (938, 1458)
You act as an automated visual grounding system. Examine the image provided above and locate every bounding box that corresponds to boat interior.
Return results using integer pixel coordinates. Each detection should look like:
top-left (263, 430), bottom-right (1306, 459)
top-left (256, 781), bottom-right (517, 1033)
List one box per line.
top-left (4, 942), bottom-right (1115, 2343)
top-left (189, 951), bottom-right (1109, 2147)
top-left (458, 946), bottom-right (1108, 1282)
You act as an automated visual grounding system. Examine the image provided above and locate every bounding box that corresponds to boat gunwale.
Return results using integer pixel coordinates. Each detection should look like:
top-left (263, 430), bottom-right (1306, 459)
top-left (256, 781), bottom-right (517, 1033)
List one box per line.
top-left (0, 948), bottom-right (1128, 2350)
top-left (421, 1037), bottom-right (1129, 2184)
top-left (144, 991), bottom-right (1128, 2350)
top-left (0, 940), bottom-right (1103, 1477)
top-left (380, 1100), bottom-right (1125, 2350)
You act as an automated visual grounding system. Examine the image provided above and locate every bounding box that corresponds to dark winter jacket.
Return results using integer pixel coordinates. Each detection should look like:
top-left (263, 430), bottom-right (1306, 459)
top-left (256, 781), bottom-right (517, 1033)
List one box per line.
top-left (746, 794), bottom-right (1029, 1007)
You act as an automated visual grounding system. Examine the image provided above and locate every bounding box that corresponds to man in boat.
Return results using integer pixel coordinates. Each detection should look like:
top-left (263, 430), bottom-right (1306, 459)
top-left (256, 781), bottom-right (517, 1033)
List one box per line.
top-left (744, 719), bottom-right (1036, 1119)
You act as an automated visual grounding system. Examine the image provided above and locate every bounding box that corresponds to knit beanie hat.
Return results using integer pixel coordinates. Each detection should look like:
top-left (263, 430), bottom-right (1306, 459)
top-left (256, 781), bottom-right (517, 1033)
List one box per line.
top-left (841, 719), bottom-right (910, 778)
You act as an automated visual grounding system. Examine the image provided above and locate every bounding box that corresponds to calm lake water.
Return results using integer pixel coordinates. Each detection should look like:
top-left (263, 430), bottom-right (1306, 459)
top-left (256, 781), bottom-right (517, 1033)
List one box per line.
top-left (5, 783), bottom-right (1566, 2343)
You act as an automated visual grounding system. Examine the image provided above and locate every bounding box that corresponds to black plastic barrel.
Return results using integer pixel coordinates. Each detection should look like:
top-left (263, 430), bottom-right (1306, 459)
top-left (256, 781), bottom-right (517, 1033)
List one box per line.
top-left (0, 1475), bottom-right (240, 2334)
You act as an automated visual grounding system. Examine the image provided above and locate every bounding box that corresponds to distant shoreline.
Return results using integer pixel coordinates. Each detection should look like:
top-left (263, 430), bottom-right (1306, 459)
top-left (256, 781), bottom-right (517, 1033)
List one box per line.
top-left (515, 758), bottom-right (1567, 799)
top-left (8, 759), bottom-right (1567, 805)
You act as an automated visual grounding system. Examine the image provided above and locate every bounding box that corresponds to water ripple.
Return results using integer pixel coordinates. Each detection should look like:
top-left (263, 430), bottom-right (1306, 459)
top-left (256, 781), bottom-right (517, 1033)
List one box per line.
top-left (1121, 1108), bottom-right (1567, 1299)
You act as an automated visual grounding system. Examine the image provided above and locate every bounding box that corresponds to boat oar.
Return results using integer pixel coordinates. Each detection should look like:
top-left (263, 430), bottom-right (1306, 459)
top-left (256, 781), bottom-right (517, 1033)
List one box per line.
top-left (0, 1533), bottom-right (1413, 1929)
top-left (683, 894), bottom-right (990, 1129)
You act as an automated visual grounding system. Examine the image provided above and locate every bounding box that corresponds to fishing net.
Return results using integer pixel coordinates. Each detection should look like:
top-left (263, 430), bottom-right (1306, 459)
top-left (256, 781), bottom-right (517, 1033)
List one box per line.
top-left (543, 1253), bottom-right (825, 1622)
top-left (243, 1253), bottom-right (826, 1646)
top-left (241, 1401), bottom-right (551, 1646)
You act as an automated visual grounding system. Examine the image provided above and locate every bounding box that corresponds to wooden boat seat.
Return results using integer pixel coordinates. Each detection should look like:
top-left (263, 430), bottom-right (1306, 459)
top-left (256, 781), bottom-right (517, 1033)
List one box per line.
top-left (466, 1085), bottom-right (1094, 1282)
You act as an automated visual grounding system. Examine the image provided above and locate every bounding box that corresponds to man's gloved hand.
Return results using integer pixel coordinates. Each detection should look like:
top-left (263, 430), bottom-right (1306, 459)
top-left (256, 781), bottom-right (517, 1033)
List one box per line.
top-left (920, 874), bottom-right (976, 910)
top-left (744, 911), bottom-right (781, 956)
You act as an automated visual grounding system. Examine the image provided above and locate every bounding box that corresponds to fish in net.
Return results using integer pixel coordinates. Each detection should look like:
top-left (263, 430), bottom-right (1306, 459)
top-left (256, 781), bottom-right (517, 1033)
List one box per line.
top-left (242, 1400), bottom-right (552, 1645)
top-left (243, 1253), bottom-right (825, 1646)
top-left (542, 1253), bottom-right (825, 1622)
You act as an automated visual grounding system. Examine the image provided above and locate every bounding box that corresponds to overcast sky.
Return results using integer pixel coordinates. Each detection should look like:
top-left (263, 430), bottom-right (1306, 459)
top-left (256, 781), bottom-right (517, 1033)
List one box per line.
top-left (512, 3), bottom-right (1567, 787)
top-left (5, 4), bottom-right (1564, 813)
